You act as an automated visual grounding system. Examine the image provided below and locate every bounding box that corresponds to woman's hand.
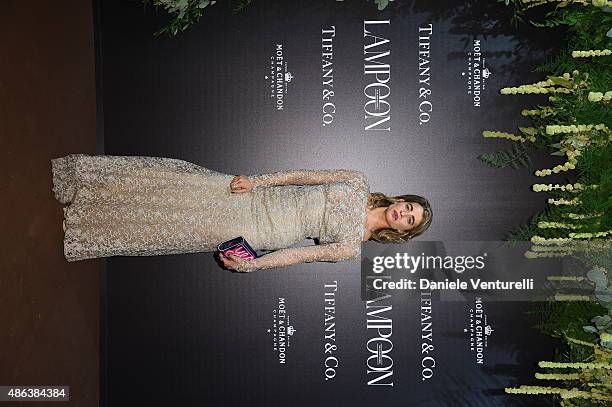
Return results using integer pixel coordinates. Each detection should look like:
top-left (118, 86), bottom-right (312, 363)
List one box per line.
top-left (230, 175), bottom-right (253, 193)
top-left (218, 252), bottom-right (252, 271)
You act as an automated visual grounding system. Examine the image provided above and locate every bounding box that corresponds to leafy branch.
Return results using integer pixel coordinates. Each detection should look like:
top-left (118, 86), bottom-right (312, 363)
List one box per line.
top-left (144, 0), bottom-right (217, 36)
top-left (479, 142), bottom-right (532, 169)
top-left (144, 0), bottom-right (394, 36)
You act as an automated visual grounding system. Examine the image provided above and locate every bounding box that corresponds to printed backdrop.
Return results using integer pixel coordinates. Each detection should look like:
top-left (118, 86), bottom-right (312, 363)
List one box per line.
top-left (98, 0), bottom-right (565, 405)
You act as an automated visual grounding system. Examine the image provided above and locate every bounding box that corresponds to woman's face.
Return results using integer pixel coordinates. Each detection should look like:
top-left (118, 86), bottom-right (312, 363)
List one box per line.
top-left (385, 200), bottom-right (424, 232)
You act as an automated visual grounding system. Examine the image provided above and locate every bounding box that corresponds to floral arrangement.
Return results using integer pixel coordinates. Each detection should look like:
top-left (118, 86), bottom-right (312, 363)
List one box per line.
top-left (486, 1), bottom-right (611, 404)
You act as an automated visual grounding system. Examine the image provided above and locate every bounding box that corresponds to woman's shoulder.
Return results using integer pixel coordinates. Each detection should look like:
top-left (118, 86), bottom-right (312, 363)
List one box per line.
top-left (335, 170), bottom-right (369, 193)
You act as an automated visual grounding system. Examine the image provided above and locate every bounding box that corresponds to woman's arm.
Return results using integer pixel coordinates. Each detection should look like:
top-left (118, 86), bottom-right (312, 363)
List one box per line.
top-left (230, 170), bottom-right (369, 194)
top-left (249, 170), bottom-right (367, 189)
top-left (224, 242), bottom-right (361, 272)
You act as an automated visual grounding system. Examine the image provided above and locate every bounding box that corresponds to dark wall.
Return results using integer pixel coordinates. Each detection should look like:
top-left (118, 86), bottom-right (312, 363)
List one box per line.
top-left (1, 1), bottom-right (100, 406)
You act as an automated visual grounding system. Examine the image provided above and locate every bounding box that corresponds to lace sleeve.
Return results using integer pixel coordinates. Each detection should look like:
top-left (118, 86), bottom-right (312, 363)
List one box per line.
top-left (231, 242), bottom-right (360, 272)
top-left (249, 170), bottom-right (367, 190)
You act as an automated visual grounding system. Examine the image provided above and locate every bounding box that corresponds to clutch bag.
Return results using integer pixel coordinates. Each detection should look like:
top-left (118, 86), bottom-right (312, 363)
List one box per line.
top-left (217, 236), bottom-right (258, 260)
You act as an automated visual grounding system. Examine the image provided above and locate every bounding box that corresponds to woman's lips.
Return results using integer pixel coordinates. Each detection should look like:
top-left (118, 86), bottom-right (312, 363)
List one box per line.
top-left (393, 210), bottom-right (398, 221)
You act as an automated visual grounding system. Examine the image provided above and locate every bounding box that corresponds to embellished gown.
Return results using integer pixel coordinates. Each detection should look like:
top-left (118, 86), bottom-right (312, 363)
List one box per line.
top-left (51, 154), bottom-right (370, 271)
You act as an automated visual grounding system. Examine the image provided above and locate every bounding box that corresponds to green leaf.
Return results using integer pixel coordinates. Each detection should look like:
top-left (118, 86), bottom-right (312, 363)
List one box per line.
top-left (595, 291), bottom-right (612, 303)
top-left (592, 315), bottom-right (611, 328)
top-left (519, 126), bottom-right (537, 136)
top-left (547, 75), bottom-right (574, 89)
top-left (376, 0), bottom-right (390, 10)
top-left (587, 268), bottom-right (608, 287)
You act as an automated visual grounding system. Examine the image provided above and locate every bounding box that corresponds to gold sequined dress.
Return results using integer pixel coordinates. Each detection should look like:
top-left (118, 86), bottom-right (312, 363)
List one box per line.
top-left (51, 154), bottom-right (369, 271)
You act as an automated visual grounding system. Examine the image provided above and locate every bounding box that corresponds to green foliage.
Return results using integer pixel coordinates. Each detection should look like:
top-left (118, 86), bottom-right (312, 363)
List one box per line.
top-left (502, 0), bottom-right (612, 37)
top-left (507, 141), bottom-right (612, 243)
top-left (533, 5), bottom-right (612, 77)
top-left (500, 42), bottom-right (611, 244)
top-left (490, 3), bottom-right (612, 403)
top-left (543, 87), bottom-right (612, 126)
top-left (497, 0), bottom-right (529, 26)
top-left (232, 0), bottom-right (252, 13)
top-left (507, 206), bottom-right (558, 241)
top-left (145, 0), bottom-right (394, 36)
top-left (369, 0), bottom-right (392, 10)
top-left (144, 0), bottom-right (217, 36)
top-left (544, 5), bottom-right (612, 49)
top-left (532, 301), bottom-right (606, 343)
top-left (584, 267), bottom-right (612, 348)
top-left (479, 142), bottom-right (532, 169)
top-left (576, 144), bottom-right (612, 231)
top-left (530, 300), bottom-right (610, 392)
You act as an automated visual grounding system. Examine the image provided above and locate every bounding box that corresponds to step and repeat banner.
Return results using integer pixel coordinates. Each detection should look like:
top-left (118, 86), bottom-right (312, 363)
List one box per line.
top-left (99, 1), bottom-right (563, 405)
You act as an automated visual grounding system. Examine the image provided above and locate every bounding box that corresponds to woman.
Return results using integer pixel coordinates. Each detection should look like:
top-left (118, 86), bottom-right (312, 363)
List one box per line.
top-left (51, 154), bottom-right (432, 272)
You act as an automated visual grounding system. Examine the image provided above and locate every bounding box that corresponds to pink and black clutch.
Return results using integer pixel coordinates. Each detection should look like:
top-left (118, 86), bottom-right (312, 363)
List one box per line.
top-left (217, 236), bottom-right (258, 260)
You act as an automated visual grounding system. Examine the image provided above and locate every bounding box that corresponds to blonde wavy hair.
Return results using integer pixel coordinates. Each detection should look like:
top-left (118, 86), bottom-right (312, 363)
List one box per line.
top-left (367, 193), bottom-right (433, 243)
